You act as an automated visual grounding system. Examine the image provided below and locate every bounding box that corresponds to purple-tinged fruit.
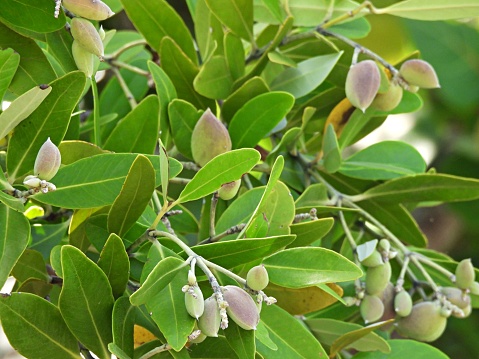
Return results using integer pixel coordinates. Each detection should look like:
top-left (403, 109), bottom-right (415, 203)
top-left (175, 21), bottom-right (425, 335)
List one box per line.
top-left (396, 301), bottom-right (447, 342)
top-left (70, 18), bottom-right (104, 58)
top-left (399, 60), bottom-right (440, 89)
top-left (360, 295), bottom-right (384, 324)
top-left (345, 60), bottom-right (381, 112)
top-left (62, 0), bottom-right (114, 20)
top-left (34, 138), bottom-right (61, 181)
top-left (198, 296), bottom-right (221, 337)
top-left (222, 285), bottom-right (259, 330)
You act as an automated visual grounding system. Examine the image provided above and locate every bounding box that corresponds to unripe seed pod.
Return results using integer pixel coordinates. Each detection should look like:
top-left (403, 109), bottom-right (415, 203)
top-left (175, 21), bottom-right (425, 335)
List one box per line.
top-left (396, 301), bottom-right (447, 342)
top-left (439, 305), bottom-right (452, 318)
top-left (72, 40), bottom-right (95, 78)
top-left (365, 261), bottom-right (391, 295)
top-left (218, 179), bottom-right (241, 201)
top-left (380, 282), bottom-right (396, 321)
top-left (461, 304), bottom-right (472, 318)
top-left (378, 239), bottom-right (391, 253)
top-left (360, 250), bottom-right (384, 268)
top-left (372, 83), bottom-right (403, 112)
top-left (440, 287), bottom-right (470, 309)
top-left (246, 265), bottom-right (269, 291)
top-left (455, 259), bottom-right (475, 290)
top-left (394, 290), bottom-right (413, 317)
top-left (198, 296), bottom-right (221, 337)
top-left (62, 0), bottom-right (114, 20)
top-left (185, 286), bottom-right (205, 319)
top-left (399, 59), bottom-right (440, 89)
top-left (222, 285), bottom-right (259, 330)
top-left (360, 295), bottom-right (384, 324)
top-left (191, 109), bottom-right (232, 167)
top-left (70, 18), bottom-right (104, 58)
top-left (343, 296), bottom-right (358, 307)
top-left (345, 60), bottom-right (381, 112)
top-left (34, 138), bottom-right (61, 181)
top-left (470, 281), bottom-right (479, 296)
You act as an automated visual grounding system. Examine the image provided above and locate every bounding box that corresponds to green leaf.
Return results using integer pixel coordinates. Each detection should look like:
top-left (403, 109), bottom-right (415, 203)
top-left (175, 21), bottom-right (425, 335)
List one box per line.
top-left (270, 52), bottom-right (343, 98)
top-left (30, 221), bottom-right (69, 260)
top-left (0, 0), bottom-right (66, 33)
top-left (168, 99), bottom-right (202, 159)
top-left (112, 296), bottom-right (136, 358)
top-left (288, 218), bottom-right (334, 248)
top-left (322, 124), bottom-right (342, 173)
top-left (352, 339), bottom-right (449, 358)
top-left (224, 320), bottom-right (256, 359)
top-left (205, 0), bottom-right (254, 42)
top-left (177, 148), bottom-right (261, 203)
top-left (98, 234), bottom-right (130, 298)
top-left (194, 55), bottom-right (234, 99)
top-left (256, 305), bottom-right (327, 358)
top-left (224, 32), bottom-right (245, 80)
top-left (0, 85), bottom-right (52, 140)
top-left (229, 92), bottom-right (294, 149)
top-left (0, 203), bottom-right (29, 289)
top-left (0, 22), bottom-right (56, 95)
top-left (355, 173), bottom-right (479, 204)
top-left (33, 153), bottom-right (182, 208)
top-left (340, 141), bottom-right (426, 180)
top-left (255, 322), bottom-right (278, 351)
top-left (379, 0), bottom-right (479, 20)
top-left (7, 72), bottom-right (86, 182)
top-left (337, 108), bottom-right (375, 150)
top-left (104, 96), bottom-right (160, 154)
top-left (108, 343), bottom-right (132, 359)
top-left (0, 48), bottom-right (20, 101)
top-left (59, 245), bottom-right (114, 359)
top-left (130, 257), bottom-right (186, 306)
top-left (59, 140), bottom-right (105, 165)
top-left (255, 0), bottom-right (284, 23)
top-left (45, 29), bottom-right (77, 74)
top-left (0, 191), bottom-right (24, 212)
top-left (159, 138), bottom-right (169, 204)
top-left (263, 247), bottom-right (362, 288)
top-left (120, 0), bottom-right (197, 62)
top-left (11, 249), bottom-right (49, 283)
top-left (194, 0), bottom-right (224, 62)
top-left (0, 293), bottom-right (80, 359)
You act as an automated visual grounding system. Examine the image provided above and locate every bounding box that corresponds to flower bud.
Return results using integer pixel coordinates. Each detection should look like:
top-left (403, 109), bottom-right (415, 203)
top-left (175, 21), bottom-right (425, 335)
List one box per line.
top-left (455, 259), bottom-right (475, 290)
top-left (222, 285), bottom-right (259, 330)
top-left (378, 239), bottom-right (390, 253)
top-left (360, 295), bottom-right (384, 324)
top-left (62, 0), bottom-right (114, 20)
top-left (399, 59), bottom-right (440, 89)
top-left (70, 18), bottom-right (104, 59)
top-left (345, 60), bottom-right (381, 112)
top-left (198, 296), bottom-right (221, 337)
top-left (246, 265), bottom-right (269, 291)
top-left (343, 296), bottom-right (358, 307)
top-left (191, 109), bottom-right (232, 167)
top-left (189, 331), bottom-right (207, 344)
top-left (440, 287), bottom-right (470, 309)
top-left (218, 179), bottom-right (241, 201)
top-left (394, 290), bottom-right (413, 317)
top-left (371, 83), bottom-right (403, 112)
top-left (98, 26), bottom-right (106, 41)
top-left (365, 261), bottom-right (391, 295)
top-left (72, 40), bottom-right (95, 78)
top-left (23, 175), bottom-right (41, 188)
top-left (396, 301), bottom-right (447, 342)
top-left (185, 286), bottom-right (205, 319)
top-left (34, 138), bottom-right (61, 181)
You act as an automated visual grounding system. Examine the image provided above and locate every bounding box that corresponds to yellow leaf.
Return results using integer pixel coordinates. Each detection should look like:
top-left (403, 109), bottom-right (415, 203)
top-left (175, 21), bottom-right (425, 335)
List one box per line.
top-left (133, 324), bottom-right (157, 348)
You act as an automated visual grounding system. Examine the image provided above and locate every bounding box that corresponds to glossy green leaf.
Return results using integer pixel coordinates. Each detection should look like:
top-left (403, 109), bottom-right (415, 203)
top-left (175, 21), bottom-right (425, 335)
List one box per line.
top-left (352, 339), bottom-right (449, 358)
top-left (288, 218), bottom-right (334, 248)
top-left (45, 29), bottom-right (77, 74)
top-left (33, 153), bottom-right (182, 208)
top-left (379, 0), bottom-right (479, 20)
top-left (229, 92), bottom-right (294, 149)
top-left (0, 85), bottom-right (52, 140)
top-left (224, 32), bottom-right (245, 80)
top-left (0, 22), bottom-right (56, 95)
top-left (322, 124), bottom-right (342, 173)
top-left (329, 17), bottom-right (371, 39)
top-left (0, 191), bottom-right (24, 212)
top-left (108, 343), bottom-right (131, 359)
top-left (30, 221), bottom-right (69, 260)
top-left (340, 141), bottom-right (426, 180)
top-left (194, 0), bottom-right (224, 61)
top-left (112, 296), bottom-right (136, 358)
top-left (337, 108), bottom-right (375, 149)
top-left (205, 0), bottom-right (254, 41)
top-left (263, 247), bottom-right (362, 288)
top-left (270, 52), bottom-right (342, 98)
top-left (255, 321), bottom-right (278, 351)
top-left (256, 305), bottom-right (327, 358)
top-left (177, 148), bottom-right (261, 203)
top-left (104, 96), bottom-right (160, 154)
top-left (168, 99), bottom-right (202, 159)
top-left (11, 249), bottom-right (49, 283)
top-left (0, 293), bottom-right (80, 359)
top-left (59, 245), bottom-right (114, 359)
top-left (194, 55), bottom-right (233, 99)
top-left (355, 173), bottom-right (479, 204)
top-left (295, 183), bottom-right (329, 208)
top-left (159, 138), bottom-right (169, 204)
top-left (120, 0), bottom-right (196, 62)
top-left (98, 234), bottom-right (130, 298)
top-left (255, 0), bottom-right (284, 23)
top-left (224, 320), bottom-right (256, 359)
top-left (0, 48), bottom-right (20, 101)
top-left (7, 72), bottom-right (86, 182)
top-left (0, 203), bottom-right (29, 289)
top-left (59, 140), bottom-right (105, 165)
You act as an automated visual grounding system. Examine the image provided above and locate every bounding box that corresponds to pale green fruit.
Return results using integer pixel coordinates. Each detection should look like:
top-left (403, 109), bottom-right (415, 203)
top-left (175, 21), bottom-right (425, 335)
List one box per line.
top-left (63, 0), bottom-right (114, 20)
top-left (198, 296), bottom-right (221, 337)
top-left (189, 331), bottom-right (207, 344)
top-left (455, 259), bottom-right (475, 290)
top-left (70, 18), bottom-right (104, 58)
top-left (218, 179), bottom-right (241, 201)
top-left (185, 286), bottom-right (205, 319)
top-left (371, 83), bottom-right (403, 112)
top-left (246, 265), bottom-right (269, 291)
top-left (470, 281), bottom-right (479, 295)
top-left (34, 138), bottom-right (61, 181)
top-left (72, 40), bottom-right (94, 78)
top-left (365, 261), bottom-right (391, 295)
top-left (345, 60), bottom-right (381, 112)
top-left (399, 59), bottom-right (440, 89)
top-left (440, 287), bottom-right (470, 309)
top-left (222, 285), bottom-right (259, 330)
top-left (396, 301), bottom-right (447, 342)
top-left (191, 109), bottom-right (232, 166)
top-left (360, 295), bottom-right (384, 324)
top-left (394, 290), bottom-right (413, 317)
top-left (360, 250), bottom-right (384, 268)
